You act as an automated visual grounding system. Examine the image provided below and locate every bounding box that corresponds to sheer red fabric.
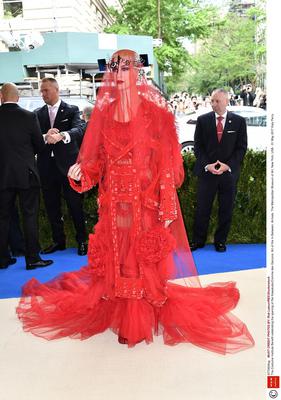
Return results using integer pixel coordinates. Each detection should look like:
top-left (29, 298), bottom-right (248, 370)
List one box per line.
top-left (17, 50), bottom-right (254, 354)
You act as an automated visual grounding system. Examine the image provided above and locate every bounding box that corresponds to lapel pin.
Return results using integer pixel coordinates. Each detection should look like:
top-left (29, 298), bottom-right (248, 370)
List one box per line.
top-left (229, 120), bottom-right (232, 123)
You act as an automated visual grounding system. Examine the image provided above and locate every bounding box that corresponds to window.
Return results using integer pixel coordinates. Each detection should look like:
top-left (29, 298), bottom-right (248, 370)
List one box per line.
top-left (232, 111), bottom-right (267, 127)
top-left (245, 115), bottom-right (267, 127)
top-left (3, 1), bottom-right (23, 18)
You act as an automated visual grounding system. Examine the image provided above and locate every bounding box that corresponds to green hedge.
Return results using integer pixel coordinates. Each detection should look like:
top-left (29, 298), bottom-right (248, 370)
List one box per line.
top-left (178, 150), bottom-right (266, 243)
top-left (39, 151), bottom-right (266, 246)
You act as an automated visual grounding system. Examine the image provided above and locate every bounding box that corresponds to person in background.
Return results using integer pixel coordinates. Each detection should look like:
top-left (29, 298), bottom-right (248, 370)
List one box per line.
top-left (74, 105), bottom-right (94, 148)
top-left (0, 83), bottom-right (53, 270)
top-left (191, 88), bottom-right (247, 253)
top-left (82, 105), bottom-right (94, 124)
top-left (259, 94), bottom-right (266, 110)
top-left (191, 95), bottom-right (199, 110)
top-left (35, 77), bottom-right (87, 256)
top-left (229, 94), bottom-right (237, 106)
top-left (240, 84), bottom-right (255, 106)
top-left (0, 91), bottom-right (25, 259)
top-left (253, 88), bottom-right (267, 110)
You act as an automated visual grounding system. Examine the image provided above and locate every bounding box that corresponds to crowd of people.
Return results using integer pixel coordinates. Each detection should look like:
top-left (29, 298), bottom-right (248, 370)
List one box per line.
top-left (169, 92), bottom-right (211, 114)
top-left (169, 84), bottom-right (267, 115)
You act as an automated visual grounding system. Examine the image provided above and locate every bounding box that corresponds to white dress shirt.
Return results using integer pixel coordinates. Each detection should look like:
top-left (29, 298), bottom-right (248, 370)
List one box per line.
top-left (215, 111), bottom-right (227, 129)
top-left (46, 99), bottom-right (71, 144)
top-left (204, 110), bottom-right (230, 172)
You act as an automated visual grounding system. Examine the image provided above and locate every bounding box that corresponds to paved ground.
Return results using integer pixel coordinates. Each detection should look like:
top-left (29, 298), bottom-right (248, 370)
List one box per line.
top-left (0, 268), bottom-right (266, 400)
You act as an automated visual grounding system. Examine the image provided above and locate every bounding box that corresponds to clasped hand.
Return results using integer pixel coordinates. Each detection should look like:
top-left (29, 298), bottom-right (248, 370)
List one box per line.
top-left (68, 163), bottom-right (82, 181)
top-left (207, 160), bottom-right (229, 175)
top-left (46, 128), bottom-right (63, 144)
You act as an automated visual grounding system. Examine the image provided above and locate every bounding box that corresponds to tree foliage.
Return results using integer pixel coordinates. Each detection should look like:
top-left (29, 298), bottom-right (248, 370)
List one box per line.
top-left (183, 5), bottom-right (266, 94)
top-left (105, 0), bottom-right (220, 78)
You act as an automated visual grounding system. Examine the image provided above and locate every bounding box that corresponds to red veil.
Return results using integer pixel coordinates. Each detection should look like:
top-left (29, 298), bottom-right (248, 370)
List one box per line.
top-left (76, 49), bottom-right (198, 284)
top-left (17, 50), bottom-right (254, 354)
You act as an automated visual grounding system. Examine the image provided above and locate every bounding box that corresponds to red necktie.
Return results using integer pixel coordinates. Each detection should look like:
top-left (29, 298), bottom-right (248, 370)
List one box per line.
top-left (216, 116), bottom-right (224, 142)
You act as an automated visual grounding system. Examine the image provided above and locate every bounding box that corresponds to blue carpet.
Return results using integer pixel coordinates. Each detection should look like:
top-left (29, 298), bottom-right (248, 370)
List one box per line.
top-left (0, 244), bottom-right (266, 299)
top-left (193, 243), bottom-right (266, 275)
top-left (0, 249), bottom-right (88, 300)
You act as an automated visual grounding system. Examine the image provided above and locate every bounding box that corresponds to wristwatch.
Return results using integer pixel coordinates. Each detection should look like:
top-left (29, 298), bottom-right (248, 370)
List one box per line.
top-left (59, 131), bottom-right (66, 140)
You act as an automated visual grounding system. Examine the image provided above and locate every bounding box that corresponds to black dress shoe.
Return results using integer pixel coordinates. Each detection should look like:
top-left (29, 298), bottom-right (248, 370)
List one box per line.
top-left (214, 242), bottom-right (226, 252)
top-left (0, 257), bottom-right (17, 269)
top-left (190, 242), bottom-right (205, 252)
top-left (77, 242), bottom-right (88, 256)
top-left (41, 243), bottom-right (66, 254)
top-left (26, 259), bottom-right (53, 270)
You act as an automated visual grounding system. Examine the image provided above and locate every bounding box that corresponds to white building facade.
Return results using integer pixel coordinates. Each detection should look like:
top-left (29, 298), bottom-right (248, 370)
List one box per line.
top-left (0, 0), bottom-right (122, 50)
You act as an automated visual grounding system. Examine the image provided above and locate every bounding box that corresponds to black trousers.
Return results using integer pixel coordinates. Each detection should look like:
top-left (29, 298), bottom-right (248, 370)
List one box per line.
top-left (0, 174), bottom-right (41, 265)
top-left (8, 204), bottom-right (25, 253)
top-left (41, 159), bottom-right (86, 245)
top-left (193, 172), bottom-right (238, 245)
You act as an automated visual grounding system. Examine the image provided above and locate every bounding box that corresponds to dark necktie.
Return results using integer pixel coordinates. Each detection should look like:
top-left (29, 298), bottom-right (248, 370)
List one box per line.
top-left (217, 116), bottom-right (224, 142)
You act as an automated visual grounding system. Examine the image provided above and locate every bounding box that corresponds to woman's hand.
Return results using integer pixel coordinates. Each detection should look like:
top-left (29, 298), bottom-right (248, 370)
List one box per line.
top-left (164, 220), bottom-right (173, 228)
top-left (68, 163), bottom-right (82, 181)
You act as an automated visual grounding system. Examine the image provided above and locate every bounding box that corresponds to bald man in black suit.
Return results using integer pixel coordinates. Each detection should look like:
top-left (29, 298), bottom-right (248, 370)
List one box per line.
top-left (0, 83), bottom-right (53, 270)
top-left (191, 88), bottom-right (247, 252)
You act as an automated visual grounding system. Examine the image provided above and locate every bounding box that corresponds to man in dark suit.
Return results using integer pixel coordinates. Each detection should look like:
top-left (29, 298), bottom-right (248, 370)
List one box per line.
top-left (240, 84), bottom-right (256, 106)
top-left (191, 88), bottom-right (247, 252)
top-left (78, 104), bottom-right (93, 147)
top-left (36, 78), bottom-right (87, 256)
top-left (0, 83), bottom-right (53, 270)
top-left (82, 105), bottom-right (93, 124)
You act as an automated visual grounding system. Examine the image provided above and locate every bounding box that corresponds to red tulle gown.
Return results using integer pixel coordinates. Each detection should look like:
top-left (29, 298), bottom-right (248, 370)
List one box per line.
top-left (16, 50), bottom-right (254, 354)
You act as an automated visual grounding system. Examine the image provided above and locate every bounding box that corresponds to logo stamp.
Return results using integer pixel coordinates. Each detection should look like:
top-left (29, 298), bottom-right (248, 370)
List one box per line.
top-left (268, 377), bottom-right (280, 389)
top-left (269, 389), bottom-right (278, 399)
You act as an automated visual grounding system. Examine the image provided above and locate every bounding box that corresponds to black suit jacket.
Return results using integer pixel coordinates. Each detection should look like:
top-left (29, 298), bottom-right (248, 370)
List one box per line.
top-left (0, 103), bottom-right (44, 190)
top-left (193, 111), bottom-right (247, 177)
top-left (35, 100), bottom-right (85, 180)
top-left (240, 90), bottom-right (255, 106)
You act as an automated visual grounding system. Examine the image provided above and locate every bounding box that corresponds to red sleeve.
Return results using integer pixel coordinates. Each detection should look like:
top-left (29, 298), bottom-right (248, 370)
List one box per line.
top-left (68, 164), bottom-right (99, 193)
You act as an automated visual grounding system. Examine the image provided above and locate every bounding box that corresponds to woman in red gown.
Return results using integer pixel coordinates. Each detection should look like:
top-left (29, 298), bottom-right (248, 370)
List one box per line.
top-left (17, 49), bottom-right (254, 354)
